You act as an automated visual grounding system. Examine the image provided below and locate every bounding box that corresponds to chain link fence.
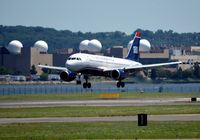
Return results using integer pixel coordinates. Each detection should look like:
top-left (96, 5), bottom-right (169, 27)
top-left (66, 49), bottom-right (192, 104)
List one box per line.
top-left (0, 83), bottom-right (200, 95)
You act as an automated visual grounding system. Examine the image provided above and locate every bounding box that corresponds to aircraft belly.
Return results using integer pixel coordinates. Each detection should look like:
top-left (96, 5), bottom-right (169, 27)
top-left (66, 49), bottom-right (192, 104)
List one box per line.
top-left (79, 62), bottom-right (109, 77)
top-left (80, 69), bottom-right (106, 76)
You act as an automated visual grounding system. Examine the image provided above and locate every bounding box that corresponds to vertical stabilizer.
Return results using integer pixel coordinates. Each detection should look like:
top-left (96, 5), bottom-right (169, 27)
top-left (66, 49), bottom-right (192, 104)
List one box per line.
top-left (125, 32), bottom-right (141, 61)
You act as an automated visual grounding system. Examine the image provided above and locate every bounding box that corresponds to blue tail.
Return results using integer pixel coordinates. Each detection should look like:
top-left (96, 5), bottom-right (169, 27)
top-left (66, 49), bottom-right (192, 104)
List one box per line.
top-left (125, 32), bottom-right (141, 61)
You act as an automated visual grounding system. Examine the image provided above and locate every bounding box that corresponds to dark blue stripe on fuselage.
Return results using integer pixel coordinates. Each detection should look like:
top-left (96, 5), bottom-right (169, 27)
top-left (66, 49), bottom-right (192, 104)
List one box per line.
top-left (79, 67), bottom-right (109, 77)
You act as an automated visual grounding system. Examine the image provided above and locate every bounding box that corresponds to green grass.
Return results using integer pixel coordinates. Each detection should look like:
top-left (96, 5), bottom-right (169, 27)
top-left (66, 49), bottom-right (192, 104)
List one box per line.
top-left (0, 105), bottom-right (200, 118)
top-left (0, 92), bottom-right (200, 101)
top-left (0, 121), bottom-right (200, 139)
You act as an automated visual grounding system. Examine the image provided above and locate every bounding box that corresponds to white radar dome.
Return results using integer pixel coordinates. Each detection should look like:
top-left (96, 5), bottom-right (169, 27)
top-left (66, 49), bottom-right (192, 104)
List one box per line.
top-left (7, 40), bottom-right (23, 54)
top-left (127, 39), bottom-right (151, 52)
top-left (79, 40), bottom-right (90, 51)
top-left (79, 39), bottom-right (102, 52)
top-left (34, 40), bottom-right (48, 53)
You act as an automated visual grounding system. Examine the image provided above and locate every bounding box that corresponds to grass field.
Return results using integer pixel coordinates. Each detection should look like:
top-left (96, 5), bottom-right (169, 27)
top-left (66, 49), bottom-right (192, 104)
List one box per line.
top-left (0, 121), bottom-right (200, 139)
top-left (1, 92), bottom-right (200, 139)
top-left (0, 105), bottom-right (200, 118)
top-left (0, 92), bottom-right (200, 101)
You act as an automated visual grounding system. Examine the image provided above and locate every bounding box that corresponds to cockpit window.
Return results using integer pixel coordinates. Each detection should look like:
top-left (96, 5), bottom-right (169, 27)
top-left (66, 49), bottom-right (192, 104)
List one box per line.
top-left (67, 57), bottom-right (81, 60)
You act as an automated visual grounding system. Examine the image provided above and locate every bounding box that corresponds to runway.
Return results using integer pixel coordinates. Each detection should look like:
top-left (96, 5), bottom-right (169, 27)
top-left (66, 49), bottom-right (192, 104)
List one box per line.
top-left (0, 114), bottom-right (200, 124)
top-left (0, 97), bottom-right (199, 108)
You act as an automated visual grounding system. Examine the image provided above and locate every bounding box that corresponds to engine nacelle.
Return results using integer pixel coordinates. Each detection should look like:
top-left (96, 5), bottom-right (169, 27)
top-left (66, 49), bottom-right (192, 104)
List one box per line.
top-left (60, 70), bottom-right (76, 82)
top-left (111, 69), bottom-right (126, 80)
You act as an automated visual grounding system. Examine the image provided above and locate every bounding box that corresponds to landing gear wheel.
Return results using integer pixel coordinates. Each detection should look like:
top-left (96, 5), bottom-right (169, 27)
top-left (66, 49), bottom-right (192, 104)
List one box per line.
top-left (87, 83), bottom-right (91, 88)
top-left (117, 82), bottom-right (120, 88)
top-left (76, 80), bottom-right (81, 85)
top-left (116, 82), bottom-right (125, 88)
top-left (83, 75), bottom-right (92, 88)
top-left (83, 82), bottom-right (87, 88)
top-left (121, 82), bottom-right (125, 88)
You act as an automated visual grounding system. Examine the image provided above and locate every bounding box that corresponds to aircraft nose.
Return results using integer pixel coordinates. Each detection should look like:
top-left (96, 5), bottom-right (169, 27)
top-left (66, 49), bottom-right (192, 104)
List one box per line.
top-left (65, 60), bottom-right (76, 69)
top-left (65, 60), bottom-right (71, 68)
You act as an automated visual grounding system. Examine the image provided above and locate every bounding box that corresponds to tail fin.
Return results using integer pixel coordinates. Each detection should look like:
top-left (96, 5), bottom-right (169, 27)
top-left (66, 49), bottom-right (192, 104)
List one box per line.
top-left (125, 32), bottom-right (141, 61)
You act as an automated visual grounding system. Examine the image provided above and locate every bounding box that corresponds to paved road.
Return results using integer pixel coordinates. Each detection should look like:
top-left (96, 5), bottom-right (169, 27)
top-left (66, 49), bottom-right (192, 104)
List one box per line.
top-left (0, 98), bottom-right (199, 108)
top-left (0, 114), bottom-right (200, 124)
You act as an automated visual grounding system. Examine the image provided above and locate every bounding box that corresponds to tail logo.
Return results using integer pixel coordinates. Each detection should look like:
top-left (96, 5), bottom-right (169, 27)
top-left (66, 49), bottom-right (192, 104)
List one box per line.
top-left (133, 46), bottom-right (138, 54)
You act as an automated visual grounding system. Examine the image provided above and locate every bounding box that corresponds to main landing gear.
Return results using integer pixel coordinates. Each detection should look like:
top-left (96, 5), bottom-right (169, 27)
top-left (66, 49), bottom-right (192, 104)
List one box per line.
top-left (116, 81), bottom-right (125, 88)
top-left (83, 75), bottom-right (91, 88)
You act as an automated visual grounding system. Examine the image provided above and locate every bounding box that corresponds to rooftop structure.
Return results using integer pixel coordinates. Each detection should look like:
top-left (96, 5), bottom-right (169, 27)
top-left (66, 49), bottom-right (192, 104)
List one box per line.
top-left (34, 40), bottom-right (48, 53)
top-left (7, 40), bottom-right (23, 54)
top-left (79, 39), bottom-right (102, 52)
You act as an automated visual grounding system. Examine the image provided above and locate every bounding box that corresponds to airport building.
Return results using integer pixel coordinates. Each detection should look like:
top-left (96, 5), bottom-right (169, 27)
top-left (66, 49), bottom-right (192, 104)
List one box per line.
top-left (109, 46), bottom-right (128, 58)
top-left (171, 55), bottom-right (200, 70)
top-left (0, 40), bottom-right (79, 75)
top-left (0, 47), bottom-right (52, 75)
top-left (53, 48), bottom-right (75, 67)
top-left (0, 46), bottom-right (78, 75)
top-left (170, 46), bottom-right (200, 70)
top-left (139, 49), bottom-right (170, 64)
top-left (0, 40), bottom-right (53, 75)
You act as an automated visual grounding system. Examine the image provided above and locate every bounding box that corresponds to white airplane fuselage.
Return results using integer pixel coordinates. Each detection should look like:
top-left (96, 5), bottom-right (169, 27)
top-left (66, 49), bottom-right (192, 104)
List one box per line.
top-left (65, 53), bottom-right (142, 74)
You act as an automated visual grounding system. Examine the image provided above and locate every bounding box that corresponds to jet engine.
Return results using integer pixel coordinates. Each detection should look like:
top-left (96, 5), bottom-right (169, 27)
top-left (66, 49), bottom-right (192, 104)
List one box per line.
top-left (111, 69), bottom-right (126, 80)
top-left (60, 70), bottom-right (76, 82)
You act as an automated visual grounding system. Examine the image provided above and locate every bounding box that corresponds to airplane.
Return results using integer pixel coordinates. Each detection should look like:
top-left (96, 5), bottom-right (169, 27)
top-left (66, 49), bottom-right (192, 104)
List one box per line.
top-left (38, 32), bottom-right (182, 88)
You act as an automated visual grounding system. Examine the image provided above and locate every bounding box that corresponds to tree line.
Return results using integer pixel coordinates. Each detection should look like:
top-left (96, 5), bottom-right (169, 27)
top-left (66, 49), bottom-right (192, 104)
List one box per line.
top-left (0, 25), bottom-right (200, 53)
top-left (150, 62), bottom-right (200, 80)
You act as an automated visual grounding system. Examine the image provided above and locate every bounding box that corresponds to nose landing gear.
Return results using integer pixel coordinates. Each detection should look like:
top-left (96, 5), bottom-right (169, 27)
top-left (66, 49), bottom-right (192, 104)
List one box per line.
top-left (76, 74), bottom-right (81, 85)
top-left (83, 82), bottom-right (91, 88)
top-left (83, 75), bottom-right (91, 88)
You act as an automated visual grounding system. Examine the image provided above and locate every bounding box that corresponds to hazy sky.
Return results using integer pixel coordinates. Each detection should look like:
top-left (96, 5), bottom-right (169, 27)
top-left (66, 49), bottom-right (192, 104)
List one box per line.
top-left (0, 0), bottom-right (199, 34)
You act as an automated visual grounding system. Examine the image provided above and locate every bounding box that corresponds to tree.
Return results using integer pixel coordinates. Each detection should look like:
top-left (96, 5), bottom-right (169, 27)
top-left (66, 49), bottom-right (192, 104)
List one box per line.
top-left (40, 73), bottom-right (48, 81)
top-left (177, 67), bottom-right (183, 79)
top-left (156, 68), bottom-right (167, 78)
top-left (182, 69), bottom-right (193, 79)
top-left (165, 70), bottom-right (173, 79)
top-left (42, 68), bottom-right (49, 74)
top-left (151, 69), bottom-right (157, 80)
top-left (0, 66), bottom-right (14, 75)
top-left (30, 65), bottom-right (37, 74)
top-left (42, 68), bottom-right (57, 74)
top-left (193, 62), bottom-right (200, 78)
top-left (1, 25), bottom-right (200, 53)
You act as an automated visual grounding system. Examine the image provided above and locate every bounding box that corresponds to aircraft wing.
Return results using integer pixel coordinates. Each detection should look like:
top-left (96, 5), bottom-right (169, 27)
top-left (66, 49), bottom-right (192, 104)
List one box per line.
top-left (125, 61), bottom-right (182, 71)
top-left (104, 61), bottom-right (182, 72)
top-left (38, 65), bottom-right (68, 71)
